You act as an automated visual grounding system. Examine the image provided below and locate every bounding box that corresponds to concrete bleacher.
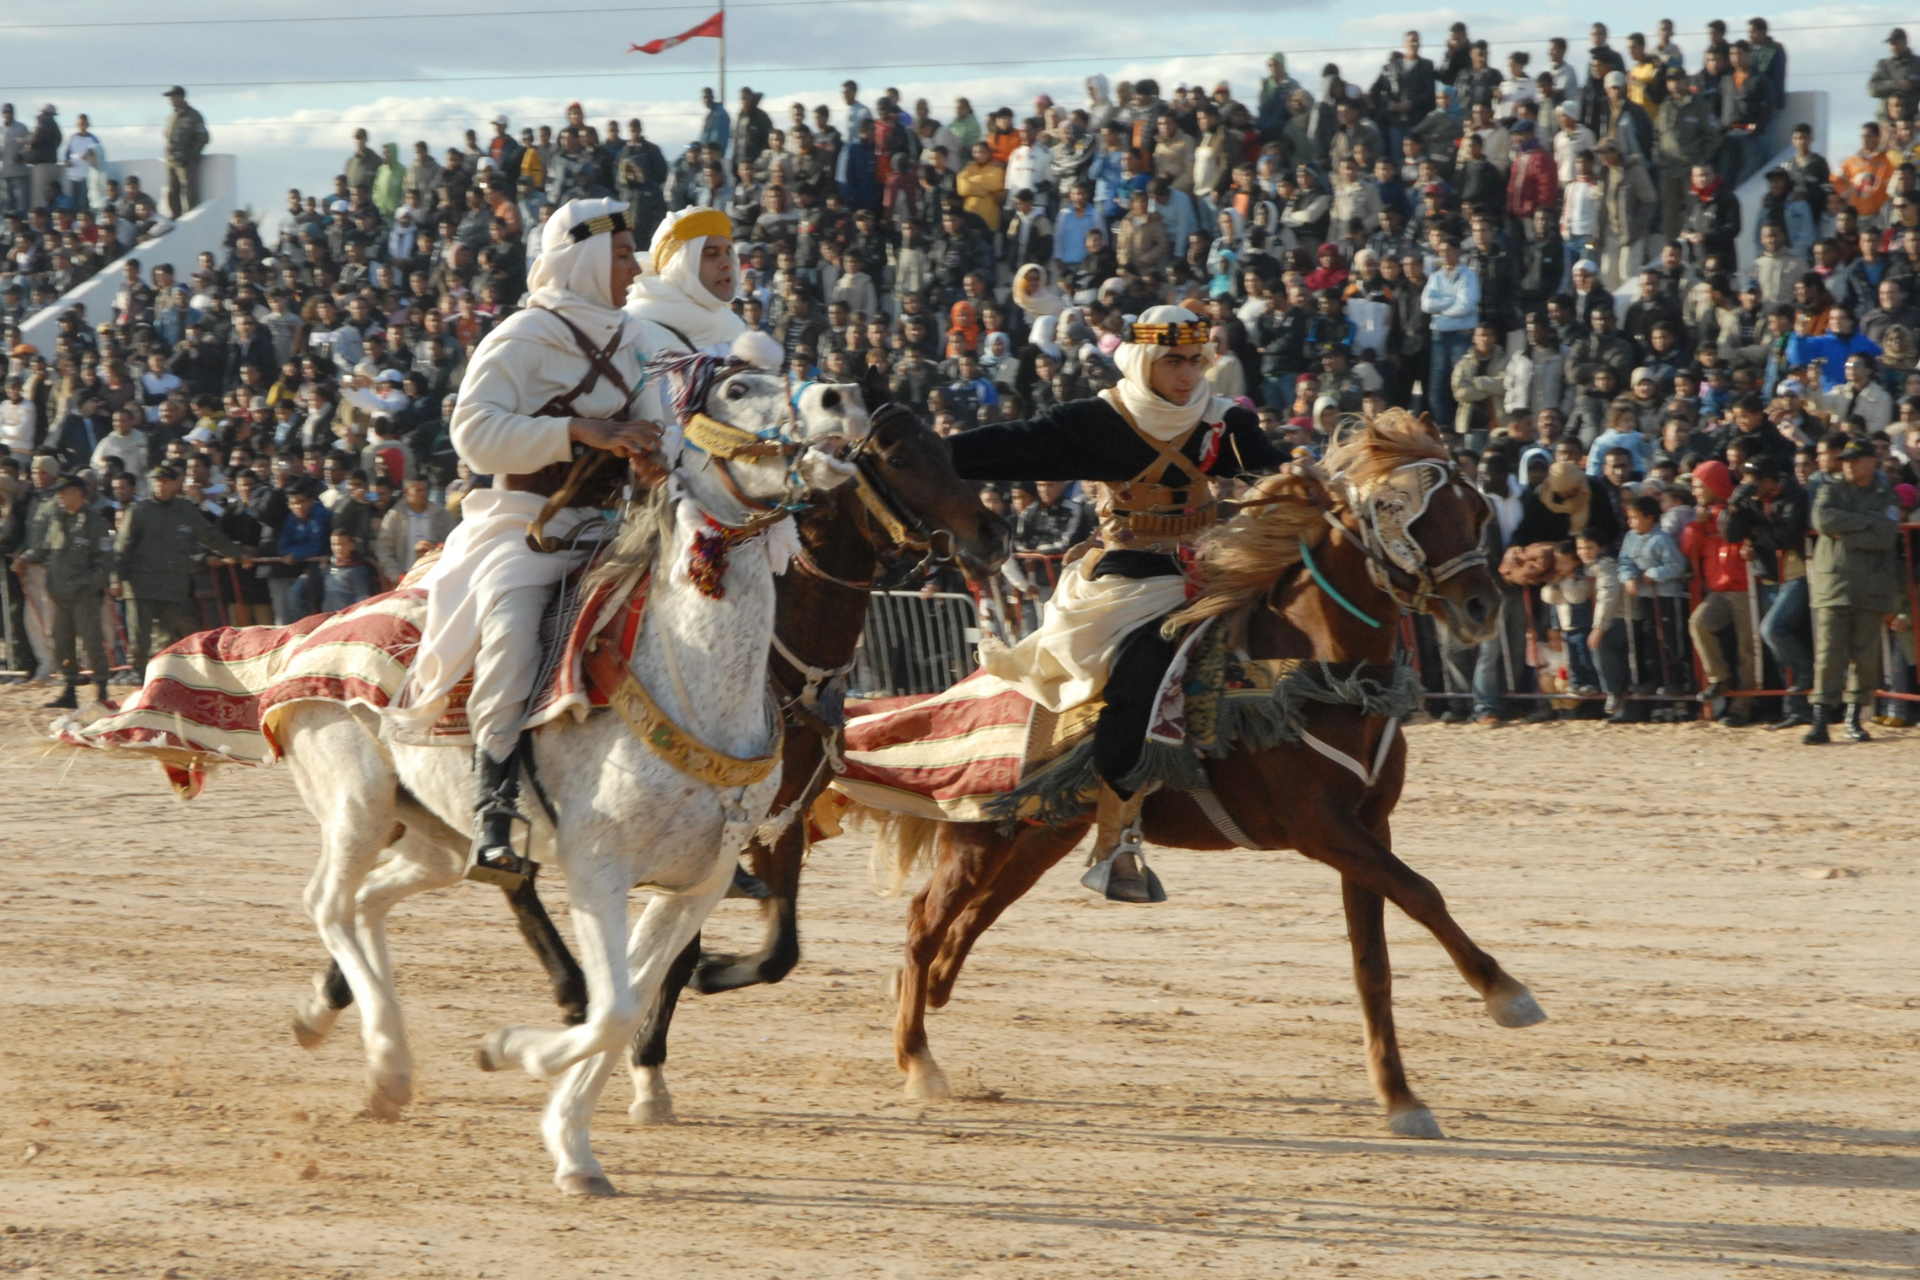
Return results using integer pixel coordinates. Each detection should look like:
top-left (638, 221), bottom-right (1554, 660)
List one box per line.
top-left (18, 153), bottom-right (236, 353)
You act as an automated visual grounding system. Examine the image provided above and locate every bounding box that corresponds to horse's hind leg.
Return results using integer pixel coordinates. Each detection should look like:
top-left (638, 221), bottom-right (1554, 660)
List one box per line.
top-left (1341, 877), bottom-right (1442, 1139)
top-left (292, 807), bottom-right (463, 1050)
top-left (627, 933), bottom-right (700, 1125)
top-left (927, 821), bottom-right (1086, 1008)
top-left (895, 822), bottom-right (1017, 1100)
top-left (284, 714), bottom-right (411, 1118)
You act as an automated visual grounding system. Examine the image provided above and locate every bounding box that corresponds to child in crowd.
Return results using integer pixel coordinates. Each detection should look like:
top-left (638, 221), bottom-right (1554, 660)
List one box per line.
top-left (1540, 541), bottom-right (1600, 713)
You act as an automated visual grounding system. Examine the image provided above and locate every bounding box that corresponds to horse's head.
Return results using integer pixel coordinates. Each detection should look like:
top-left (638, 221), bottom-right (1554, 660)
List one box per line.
top-left (835, 403), bottom-right (1011, 580)
top-left (660, 355), bottom-right (861, 519)
top-left (1325, 413), bottom-right (1499, 644)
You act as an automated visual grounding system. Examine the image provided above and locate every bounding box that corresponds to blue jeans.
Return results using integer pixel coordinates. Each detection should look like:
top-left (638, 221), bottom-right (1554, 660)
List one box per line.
top-left (1759, 577), bottom-right (1812, 691)
top-left (0, 175), bottom-right (27, 217)
top-left (1261, 374), bottom-right (1298, 412)
top-left (1562, 599), bottom-right (1599, 690)
top-left (1428, 329), bottom-right (1473, 431)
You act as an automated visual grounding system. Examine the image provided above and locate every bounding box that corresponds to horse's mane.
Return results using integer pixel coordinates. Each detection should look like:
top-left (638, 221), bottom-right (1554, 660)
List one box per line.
top-left (1165, 409), bottom-right (1448, 633)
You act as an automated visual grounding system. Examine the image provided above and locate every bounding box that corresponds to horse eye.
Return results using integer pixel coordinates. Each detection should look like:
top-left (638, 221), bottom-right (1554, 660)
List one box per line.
top-left (889, 452), bottom-right (911, 469)
top-left (726, 382), bottom-right (747, 399)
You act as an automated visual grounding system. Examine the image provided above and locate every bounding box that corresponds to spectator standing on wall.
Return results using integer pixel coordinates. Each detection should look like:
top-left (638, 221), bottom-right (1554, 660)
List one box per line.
top-left (163, 87), bottom-right (209, 218)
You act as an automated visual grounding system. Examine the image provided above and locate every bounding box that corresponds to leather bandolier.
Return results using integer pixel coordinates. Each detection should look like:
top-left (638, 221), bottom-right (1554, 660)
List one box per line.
top-left (1092, 399), bottom-right (1220, 555)
top-left (501, 309), bottom-right (641, 515)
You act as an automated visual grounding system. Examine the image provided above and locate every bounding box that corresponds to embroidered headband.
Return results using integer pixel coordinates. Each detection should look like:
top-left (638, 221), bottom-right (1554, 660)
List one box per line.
top-left (566, 210), bottom-right (630, 241)
top-left (1129, 319), bottom-right (1209, 346)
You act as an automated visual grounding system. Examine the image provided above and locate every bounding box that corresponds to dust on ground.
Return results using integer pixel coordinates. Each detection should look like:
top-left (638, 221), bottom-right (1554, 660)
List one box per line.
top-left (1, 685), bottom-right (1915, 1279)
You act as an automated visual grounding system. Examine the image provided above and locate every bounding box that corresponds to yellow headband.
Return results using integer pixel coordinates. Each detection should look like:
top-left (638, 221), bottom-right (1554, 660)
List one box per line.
top-left (651, 208), bottom-right (734, 275)
top-left (669, 208), bottom-right (733, 244)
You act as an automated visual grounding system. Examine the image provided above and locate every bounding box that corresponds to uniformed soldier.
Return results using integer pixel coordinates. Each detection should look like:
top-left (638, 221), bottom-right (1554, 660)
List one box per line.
top-left (18, 474), bottom-right (115, 708)
top-left (1803, 437), bottom-right (1901, 744)
top-left (112, 464), bottom-right (248, 681)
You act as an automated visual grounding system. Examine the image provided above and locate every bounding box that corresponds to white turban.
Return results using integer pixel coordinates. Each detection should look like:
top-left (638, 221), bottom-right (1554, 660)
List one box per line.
top-left (1104, 305), bottom-right (1232, 441)
top-left (624, 206), bottom-right (748, 354)
top-left (524, 196), bottom-right (631, 347)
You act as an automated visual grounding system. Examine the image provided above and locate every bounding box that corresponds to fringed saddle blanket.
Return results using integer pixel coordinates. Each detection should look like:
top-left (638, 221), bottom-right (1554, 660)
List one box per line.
top-left (59, 572), bottom-right (649, 797)
top-left (830, 618), bottom-right (1425, 827)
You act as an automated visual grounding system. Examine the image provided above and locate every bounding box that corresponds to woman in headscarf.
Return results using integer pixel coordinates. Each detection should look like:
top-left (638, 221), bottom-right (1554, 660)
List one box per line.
top-left (622, 206), bottom-right (748, 356)
top-left (944, 304), bottom-right (1286, 901)
top-left (387, 206), bottom-right (418, 263)
top-left (372, 143), bottom-right (406, 218)
top-left (394, 197), bottom-right (670, 888)
top-left (1085, 75), bottom-right (1117, 133)
top-left (1011, 263), bottom-right (1066, 325)
top-left (979, 331), bottom-right (1016, 387)
top-left (947, 299), bottom-right (983, 353)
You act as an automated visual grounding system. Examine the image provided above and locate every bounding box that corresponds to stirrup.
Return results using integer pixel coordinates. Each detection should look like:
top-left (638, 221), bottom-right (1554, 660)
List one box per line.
top-left (1081, 784), bottom-right (1166, 904)
top-left (467, 747), bottom-right (533, 890)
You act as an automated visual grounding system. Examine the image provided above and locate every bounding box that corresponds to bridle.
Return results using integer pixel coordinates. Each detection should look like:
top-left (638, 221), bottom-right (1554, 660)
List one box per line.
top-left (1326, 459), bottom-right (1491, 614)
top-left (837, 402), bottom-right (961, 577)
top-left (677, 364), bottom-right (822, 534)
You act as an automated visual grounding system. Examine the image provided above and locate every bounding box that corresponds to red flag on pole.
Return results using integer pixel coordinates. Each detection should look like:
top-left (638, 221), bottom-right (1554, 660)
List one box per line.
top-left (629, 10), bottom-right (723, 54)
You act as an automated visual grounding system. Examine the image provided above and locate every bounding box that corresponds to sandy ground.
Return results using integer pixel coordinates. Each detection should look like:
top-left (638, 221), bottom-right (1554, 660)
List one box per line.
top-left (1, 684), bottom-right (1917, 1280)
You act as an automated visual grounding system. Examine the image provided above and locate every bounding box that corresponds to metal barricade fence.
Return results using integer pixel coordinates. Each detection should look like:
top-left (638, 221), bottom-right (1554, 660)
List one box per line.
top-left (850, 591), bottom-right (984, 698)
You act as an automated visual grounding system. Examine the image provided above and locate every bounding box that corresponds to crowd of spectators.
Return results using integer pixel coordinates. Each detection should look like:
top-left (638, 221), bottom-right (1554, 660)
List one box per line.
top-left (0, 19), bottom-right (1917, 732)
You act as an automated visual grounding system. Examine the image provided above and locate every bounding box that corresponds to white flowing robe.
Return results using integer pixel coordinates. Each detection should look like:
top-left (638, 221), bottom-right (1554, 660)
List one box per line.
top-left (390, 306), bottom-right (670, 736)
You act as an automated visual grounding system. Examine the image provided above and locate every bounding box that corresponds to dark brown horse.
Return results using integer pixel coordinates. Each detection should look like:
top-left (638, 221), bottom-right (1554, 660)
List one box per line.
top-left (500, 401), bottom-right (1011, 1123)
top-left (857, 413), bottom-right (1543, 1139)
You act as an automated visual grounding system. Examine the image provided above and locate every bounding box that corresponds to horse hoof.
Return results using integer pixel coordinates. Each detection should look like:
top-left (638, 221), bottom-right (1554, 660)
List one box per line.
top-left (903, 1055), bottom-right (951, 1101)
top-left (365, 1078), bottom-right (411, 1121)
top-left (628, 1095), bottom-right (677, 1126)
top-left (474, 1027), bottom-right (514, 1073)
top-left (1388, 1106), bottom-right (1444, 1139)
top-left (1488, 987), bottom-right (1548, 1029)
top-left (291, 1010), bottom-right (334, 1050)
top-left (555, 1172), bottom-right (618, 1198)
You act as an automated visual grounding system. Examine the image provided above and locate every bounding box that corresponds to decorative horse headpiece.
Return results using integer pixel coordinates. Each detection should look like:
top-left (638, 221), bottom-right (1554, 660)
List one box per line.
top-left (651, 351), bottom-right (802, 462)
top-left (1332, 458), bottom-right (1489, 613)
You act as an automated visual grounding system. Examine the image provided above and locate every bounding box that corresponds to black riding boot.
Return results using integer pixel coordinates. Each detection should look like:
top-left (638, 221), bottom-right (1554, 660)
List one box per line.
top-left (1800, 704), bottom-right (1830, 745)
top-left (467, 745), bottom-right (532, 890)
top-left (1842, 703), bottom-right (1872, 743)
top-left (45, 682), bottom-right (78, 710)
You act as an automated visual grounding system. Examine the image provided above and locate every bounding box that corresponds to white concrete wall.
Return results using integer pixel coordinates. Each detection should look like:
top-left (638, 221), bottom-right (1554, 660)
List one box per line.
top-left (17, 153), bottom-right (237, 354)
top-left (1610, 89), bottom-right (1828, 315)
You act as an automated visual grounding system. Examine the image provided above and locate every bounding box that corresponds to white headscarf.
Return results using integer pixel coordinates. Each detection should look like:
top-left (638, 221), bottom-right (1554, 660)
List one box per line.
top-left (1102, 305), bottom-right (1234, 441)
top-left (387, 207), bottom-right (417, 263)
top-left (623, 206), bottom-right (747, 354)
top-left (524, 196), bottom-right (630, 347)
top-left (1030, 314), bottom-right (1063, 359)
top-left (1011, 263), bottom-right (1066, 320)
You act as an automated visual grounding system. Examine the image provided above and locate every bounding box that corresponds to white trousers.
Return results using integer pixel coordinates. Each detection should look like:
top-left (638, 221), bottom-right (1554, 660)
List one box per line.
top-left (468, 583), bottom-right (550, 762)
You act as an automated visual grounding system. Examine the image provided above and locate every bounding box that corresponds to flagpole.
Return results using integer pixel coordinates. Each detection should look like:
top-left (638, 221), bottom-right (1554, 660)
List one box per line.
top-left (717, 0), bottom-right (726, 111)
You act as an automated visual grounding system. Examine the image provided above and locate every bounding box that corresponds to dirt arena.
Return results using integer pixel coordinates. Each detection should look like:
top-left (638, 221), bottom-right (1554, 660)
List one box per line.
top-left (1, 685), bottom-right (1915, 1279)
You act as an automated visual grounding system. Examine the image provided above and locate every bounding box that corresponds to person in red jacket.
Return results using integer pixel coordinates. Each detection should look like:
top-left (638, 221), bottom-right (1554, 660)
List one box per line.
top-left (1506, 119), bottom-right (1559, 232)
top-left (1682, 459), bottom-right (1761, 722)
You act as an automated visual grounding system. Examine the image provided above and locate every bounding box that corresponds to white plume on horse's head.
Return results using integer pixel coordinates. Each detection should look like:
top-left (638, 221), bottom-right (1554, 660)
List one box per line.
top-left (730, 329), bottom-right (783, 371)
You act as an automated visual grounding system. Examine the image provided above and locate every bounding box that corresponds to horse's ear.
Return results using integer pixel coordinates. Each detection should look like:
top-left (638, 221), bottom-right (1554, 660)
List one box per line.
top-left (1414, 411), bottom-right (1444, 441)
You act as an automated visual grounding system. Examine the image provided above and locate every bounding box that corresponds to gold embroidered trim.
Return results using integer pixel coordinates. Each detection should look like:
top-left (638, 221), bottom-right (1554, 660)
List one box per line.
top-left (604, 664), bottom-right (781, 789)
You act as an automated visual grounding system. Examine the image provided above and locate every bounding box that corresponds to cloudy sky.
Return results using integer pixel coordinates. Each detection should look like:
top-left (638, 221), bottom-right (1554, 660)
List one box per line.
top-left (6, 0), bottom-right (1902, 236)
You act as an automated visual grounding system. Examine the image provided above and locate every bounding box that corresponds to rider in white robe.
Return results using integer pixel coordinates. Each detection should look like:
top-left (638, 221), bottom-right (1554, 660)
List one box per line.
top-left (623, 207), bottom-right (750, 357)
top-left (390, 197), bottom-right (672, 887)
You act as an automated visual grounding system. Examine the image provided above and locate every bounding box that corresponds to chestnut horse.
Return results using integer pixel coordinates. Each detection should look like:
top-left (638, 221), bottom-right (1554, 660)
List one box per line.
top-left (859, 413), bottom-right (1545, 1139)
